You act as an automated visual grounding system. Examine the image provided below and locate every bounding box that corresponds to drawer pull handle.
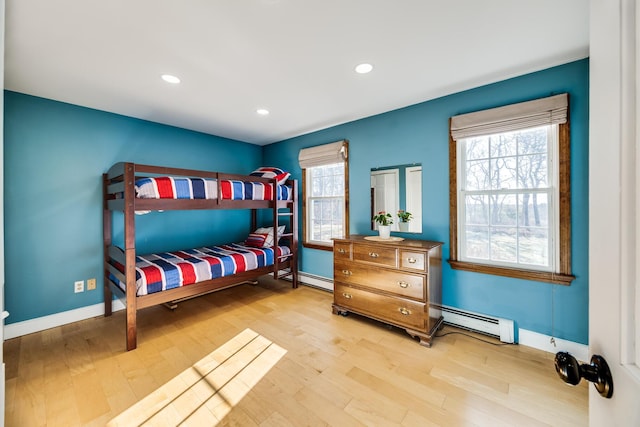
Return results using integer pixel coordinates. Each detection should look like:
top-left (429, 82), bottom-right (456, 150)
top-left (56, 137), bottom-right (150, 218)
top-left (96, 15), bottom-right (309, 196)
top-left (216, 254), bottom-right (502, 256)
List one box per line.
top-left (338, 248), bottom-right (346, 254)
top-left (398, 281), bottom-right (409, 288)
top-left (342, 292), bottom-right (352, 299)
top-left (407, 257), bottom-right (417, 264)
top-left (341, 269), bottom-right (352, 276)
top-left (399, 307), bottom-right (411, 316)
top-left (369, 252), bottom-right (379, 258)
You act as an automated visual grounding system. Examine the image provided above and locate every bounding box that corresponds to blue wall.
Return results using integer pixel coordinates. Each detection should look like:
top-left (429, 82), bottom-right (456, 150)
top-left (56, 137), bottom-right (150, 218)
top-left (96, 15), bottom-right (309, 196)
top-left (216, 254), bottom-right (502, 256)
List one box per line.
top-left (4, 59), bottom-right (589, 345)
top-left (264, 59), bottom-right (589, 344)
top-left (4, 91), bottom-right (262, 323)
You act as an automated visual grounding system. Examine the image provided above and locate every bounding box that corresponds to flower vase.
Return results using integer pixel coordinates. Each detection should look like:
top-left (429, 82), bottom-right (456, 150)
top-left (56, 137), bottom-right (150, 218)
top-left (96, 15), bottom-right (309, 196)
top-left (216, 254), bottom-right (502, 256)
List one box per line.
top-left (378, 225), bottom-right (391, 239)
top-left (399, 221), bottom-right (409, 232)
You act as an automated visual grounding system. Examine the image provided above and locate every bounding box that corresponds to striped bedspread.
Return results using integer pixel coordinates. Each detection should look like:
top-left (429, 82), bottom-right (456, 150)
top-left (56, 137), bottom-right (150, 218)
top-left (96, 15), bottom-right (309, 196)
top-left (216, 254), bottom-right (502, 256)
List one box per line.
top-left (112, 243), bottom-right (291, 296)
top-left (134, 177), bottom-right (292, 201)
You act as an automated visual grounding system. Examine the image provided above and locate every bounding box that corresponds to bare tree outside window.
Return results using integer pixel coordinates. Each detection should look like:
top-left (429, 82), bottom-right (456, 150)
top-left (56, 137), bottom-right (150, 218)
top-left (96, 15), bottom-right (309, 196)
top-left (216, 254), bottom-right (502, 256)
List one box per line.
top-left (309, 164), bottom-right (344, 242)
top-left (460, 126), bottom-right (554, 269)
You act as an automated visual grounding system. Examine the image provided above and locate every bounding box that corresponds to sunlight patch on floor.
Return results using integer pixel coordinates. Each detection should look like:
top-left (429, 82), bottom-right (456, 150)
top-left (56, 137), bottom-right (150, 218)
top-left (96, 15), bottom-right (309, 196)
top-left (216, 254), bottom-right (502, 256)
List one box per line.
top-left (107, 328), bottom-right (287, 426)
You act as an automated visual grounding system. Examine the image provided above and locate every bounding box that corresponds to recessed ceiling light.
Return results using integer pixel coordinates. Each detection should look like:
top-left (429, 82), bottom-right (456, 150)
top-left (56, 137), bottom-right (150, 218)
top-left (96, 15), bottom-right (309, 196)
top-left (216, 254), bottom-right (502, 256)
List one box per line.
top-left (355, 63), bottom-right (373, 74)
top-left (161, 74), bottom-right (181, 84)
top-left (257, 108), bottom-right (270, 116)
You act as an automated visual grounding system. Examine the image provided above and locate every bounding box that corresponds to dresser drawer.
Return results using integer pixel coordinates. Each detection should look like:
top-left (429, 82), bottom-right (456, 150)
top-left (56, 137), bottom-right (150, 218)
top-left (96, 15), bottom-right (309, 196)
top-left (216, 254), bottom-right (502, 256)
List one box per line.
top-left (400, 250), bottom-right (427, 272)
top-left (352, 244), bottom-right (397, 267)
top-left (334, 284), bottom-right (426, 330)
top-left (334, 261), bottom-right (425, 300)
top-left (334, 241), bottom-right (352, 260)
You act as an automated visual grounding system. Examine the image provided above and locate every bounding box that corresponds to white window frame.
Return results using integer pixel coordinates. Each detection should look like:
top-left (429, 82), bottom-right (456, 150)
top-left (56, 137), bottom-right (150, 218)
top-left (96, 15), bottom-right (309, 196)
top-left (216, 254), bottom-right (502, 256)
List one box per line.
top-left (457, 125), bottom-right (560, 272)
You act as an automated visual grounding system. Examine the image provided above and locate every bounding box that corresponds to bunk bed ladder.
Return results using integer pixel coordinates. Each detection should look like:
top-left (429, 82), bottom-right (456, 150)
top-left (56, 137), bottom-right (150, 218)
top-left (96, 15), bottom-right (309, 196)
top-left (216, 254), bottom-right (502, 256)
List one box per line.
top-left (272, 180), bottom-right (298, 288)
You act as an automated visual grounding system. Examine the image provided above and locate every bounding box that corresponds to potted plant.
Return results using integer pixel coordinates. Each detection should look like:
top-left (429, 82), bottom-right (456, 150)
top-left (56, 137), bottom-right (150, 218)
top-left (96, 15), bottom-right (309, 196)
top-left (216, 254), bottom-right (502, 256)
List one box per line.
top-left (372, 211), bottom-right (393, 239)
top-left (397, 210), bottom-right (412, 232)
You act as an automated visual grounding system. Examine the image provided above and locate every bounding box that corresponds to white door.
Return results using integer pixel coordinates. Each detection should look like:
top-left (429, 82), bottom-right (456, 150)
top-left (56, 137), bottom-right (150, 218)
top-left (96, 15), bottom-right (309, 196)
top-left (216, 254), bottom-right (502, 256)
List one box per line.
top-left (1, 2), bottom-right (6, 425)
top-left (589, 0), bottom-right (640, 424)
top-left (371, 169), bottom-right (399, 231)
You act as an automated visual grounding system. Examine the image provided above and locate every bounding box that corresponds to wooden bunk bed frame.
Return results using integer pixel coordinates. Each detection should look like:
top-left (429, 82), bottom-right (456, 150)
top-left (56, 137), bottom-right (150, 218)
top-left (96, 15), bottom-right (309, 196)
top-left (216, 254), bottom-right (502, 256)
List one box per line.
top-left (103, 162), bottom-right (298, 351)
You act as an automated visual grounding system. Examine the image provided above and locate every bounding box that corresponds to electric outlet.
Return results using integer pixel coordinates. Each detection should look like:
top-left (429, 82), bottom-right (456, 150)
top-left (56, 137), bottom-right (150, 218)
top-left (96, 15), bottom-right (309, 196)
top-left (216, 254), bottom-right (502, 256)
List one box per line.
top-left (74, 280), bottom-right (84, 293)
top-left (87, 278), bottom-right (97, 291)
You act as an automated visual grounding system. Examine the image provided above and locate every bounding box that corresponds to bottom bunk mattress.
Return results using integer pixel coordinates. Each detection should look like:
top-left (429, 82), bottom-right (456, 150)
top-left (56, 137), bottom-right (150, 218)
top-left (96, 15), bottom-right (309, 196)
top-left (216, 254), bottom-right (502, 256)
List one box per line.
top-left (111, 243), bottom-right (291, 296)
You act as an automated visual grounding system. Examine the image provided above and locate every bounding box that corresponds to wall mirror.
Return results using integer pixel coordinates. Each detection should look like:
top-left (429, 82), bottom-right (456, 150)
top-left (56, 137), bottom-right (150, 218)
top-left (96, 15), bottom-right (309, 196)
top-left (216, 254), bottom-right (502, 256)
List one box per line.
top-left (371, 164), bottom-right (422, 233)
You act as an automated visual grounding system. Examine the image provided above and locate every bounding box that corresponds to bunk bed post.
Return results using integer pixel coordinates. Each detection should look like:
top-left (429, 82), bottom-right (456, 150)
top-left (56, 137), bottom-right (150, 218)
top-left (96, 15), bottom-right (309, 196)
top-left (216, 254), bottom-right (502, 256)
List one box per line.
top-left (103, 173), bottom-right (113, 316)
top-left (272, 178), bottom-right (280, 278)
top-left (291, 179), bottom-right (299, 288)
top-left (123, 163), bottom-right (138, 351)
top-left (251, 209), bottom-right (257, 232)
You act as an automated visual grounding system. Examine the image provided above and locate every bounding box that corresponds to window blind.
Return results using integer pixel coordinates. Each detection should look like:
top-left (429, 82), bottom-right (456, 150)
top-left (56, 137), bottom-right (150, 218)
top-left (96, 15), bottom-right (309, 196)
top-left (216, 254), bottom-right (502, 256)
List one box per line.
top-left (450, 93), bottom-right (568, 140)
top-left (298, 140), bottom-right (348, 168)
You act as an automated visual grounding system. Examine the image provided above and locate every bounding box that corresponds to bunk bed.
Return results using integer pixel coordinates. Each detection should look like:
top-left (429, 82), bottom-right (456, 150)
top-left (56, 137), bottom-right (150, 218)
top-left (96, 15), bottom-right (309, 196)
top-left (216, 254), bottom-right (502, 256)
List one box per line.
top-left (103, 162), bottom-right (298, 351)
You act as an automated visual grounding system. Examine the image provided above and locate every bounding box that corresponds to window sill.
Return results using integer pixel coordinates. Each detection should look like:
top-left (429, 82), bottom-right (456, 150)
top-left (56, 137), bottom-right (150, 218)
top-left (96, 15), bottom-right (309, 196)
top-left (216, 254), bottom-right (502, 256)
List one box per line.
top-left (302, 242), bottom-right (333, 251)
top-left (448, 260), bottom-right (575, 285)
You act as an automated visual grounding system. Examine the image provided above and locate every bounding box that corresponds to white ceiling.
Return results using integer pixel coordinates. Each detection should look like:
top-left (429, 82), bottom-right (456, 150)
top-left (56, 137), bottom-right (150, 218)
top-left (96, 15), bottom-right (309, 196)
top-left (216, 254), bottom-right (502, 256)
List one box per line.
top-left (4, 0), bottom-right (589, 146)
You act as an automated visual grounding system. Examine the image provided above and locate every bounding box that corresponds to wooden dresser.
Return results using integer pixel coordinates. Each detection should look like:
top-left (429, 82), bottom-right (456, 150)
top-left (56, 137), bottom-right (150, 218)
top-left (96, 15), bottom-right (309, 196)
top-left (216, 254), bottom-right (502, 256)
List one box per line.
top-left (332, 235), bottom-right (444, 347)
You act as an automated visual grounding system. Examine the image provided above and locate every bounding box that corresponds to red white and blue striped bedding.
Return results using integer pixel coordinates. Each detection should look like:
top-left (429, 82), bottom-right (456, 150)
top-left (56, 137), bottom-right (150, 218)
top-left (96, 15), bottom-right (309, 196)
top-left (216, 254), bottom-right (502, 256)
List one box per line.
top-left (112, 243), bottom-right (291, 296)
top-left (134, 177), bottom-right (292, 201)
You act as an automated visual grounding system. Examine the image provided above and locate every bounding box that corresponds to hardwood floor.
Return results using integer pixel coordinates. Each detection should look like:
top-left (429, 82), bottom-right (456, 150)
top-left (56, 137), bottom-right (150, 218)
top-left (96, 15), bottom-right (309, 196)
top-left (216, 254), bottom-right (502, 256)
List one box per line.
top-left (4, 277), bottom-right (588, 426)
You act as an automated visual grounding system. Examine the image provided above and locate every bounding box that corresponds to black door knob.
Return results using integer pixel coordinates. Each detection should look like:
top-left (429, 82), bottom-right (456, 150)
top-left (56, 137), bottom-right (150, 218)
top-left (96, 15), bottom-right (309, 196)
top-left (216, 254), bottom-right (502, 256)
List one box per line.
top-left (554, 351), bottom-right (614, 398)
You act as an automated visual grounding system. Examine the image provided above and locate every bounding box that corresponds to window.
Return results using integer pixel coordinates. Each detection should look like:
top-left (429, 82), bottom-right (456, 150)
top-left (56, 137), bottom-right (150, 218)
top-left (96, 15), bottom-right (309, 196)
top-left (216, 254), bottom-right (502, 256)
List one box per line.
top-left (299, 140), bottom-right (349, 250)
top-left (460, 126), bottom-right (556, 268)
top-left (449, 94), bottom-right (574, 285)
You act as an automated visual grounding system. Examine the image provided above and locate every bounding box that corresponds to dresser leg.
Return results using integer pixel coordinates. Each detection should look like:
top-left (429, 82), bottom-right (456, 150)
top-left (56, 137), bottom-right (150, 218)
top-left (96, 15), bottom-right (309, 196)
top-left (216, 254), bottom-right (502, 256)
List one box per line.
top-left (332, 304), bottom-right (349, 316)
top-left (405, 329), bottom-right (434, 347)
top-left (406, 316), bottom-right (445, 347)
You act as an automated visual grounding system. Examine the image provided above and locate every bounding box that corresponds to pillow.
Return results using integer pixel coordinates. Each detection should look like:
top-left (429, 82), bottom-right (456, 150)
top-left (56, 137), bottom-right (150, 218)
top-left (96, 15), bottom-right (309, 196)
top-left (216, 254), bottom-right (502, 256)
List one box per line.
top-left (250, 167), bottom-right (291, 186)
top-left (245, 233), bottom-right (268, 248)
top-left (254, 225), bottom-right (286, 247)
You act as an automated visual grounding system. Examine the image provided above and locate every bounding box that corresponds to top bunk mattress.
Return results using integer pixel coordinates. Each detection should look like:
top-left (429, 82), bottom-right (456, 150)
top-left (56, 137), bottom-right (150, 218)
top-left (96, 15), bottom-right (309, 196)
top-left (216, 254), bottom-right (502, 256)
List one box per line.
top-left (135, 177), bottom-right (293, 201)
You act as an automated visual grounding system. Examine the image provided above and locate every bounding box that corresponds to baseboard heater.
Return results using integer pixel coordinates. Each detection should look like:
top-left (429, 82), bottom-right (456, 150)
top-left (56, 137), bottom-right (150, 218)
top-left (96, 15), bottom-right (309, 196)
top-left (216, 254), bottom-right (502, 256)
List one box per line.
top-left (441, 305), bottom-right (515, 343)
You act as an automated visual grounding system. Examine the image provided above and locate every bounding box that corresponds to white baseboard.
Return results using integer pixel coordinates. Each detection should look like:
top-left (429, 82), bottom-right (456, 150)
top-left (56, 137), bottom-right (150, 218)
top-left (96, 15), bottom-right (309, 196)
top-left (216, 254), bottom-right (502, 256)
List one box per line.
top-left (3, 275), bottom-right (588, 363)
top-left (441, 305), bottom-right (515, 343)
top-left (3, 271), bottom-right (330, 340)
top-left (518, 328), bottom-right (589, 362)
top-left (276, 269), bottom-right (333, 291)
top-left (297, 273), bottom-right (588, 360)
top-left (297, 271), bottom-right (333, 291)
top-left (4, 299), bottom-right (125, 340)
